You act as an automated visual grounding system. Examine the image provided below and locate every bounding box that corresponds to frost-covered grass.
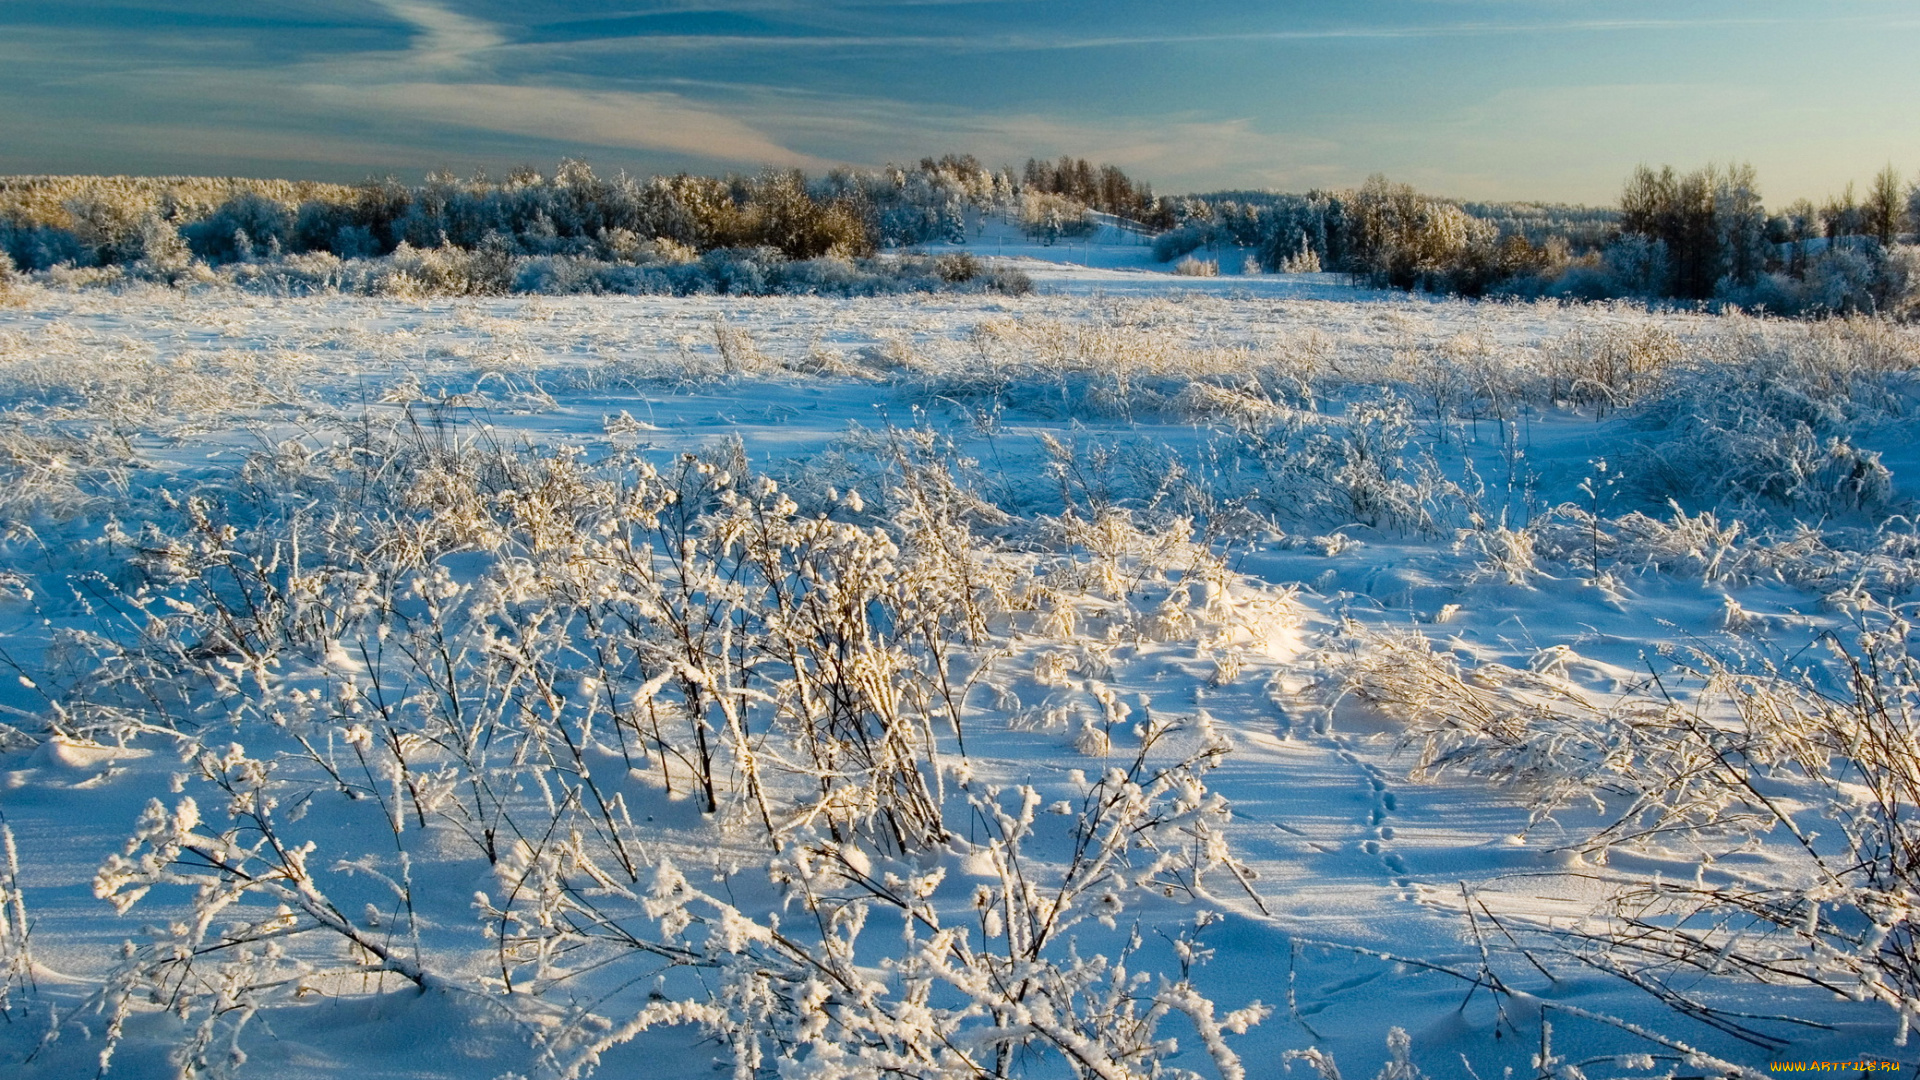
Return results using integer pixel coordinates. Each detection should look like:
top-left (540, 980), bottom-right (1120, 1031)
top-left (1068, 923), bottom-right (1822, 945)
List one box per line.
top-left (0, 282), bottom-right (1918, 1079)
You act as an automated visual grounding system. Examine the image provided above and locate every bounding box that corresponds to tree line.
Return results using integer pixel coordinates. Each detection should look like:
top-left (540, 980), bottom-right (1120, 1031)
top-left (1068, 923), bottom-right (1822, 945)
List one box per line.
top-left (0, 156), bottom-right (1136, 273)
top-left (2, 154), bottom-right (1915, 314)
top-left (1158, 163), bottom-right (1919, 315)
top-left (1020, 155), bottom-right (1175, 229)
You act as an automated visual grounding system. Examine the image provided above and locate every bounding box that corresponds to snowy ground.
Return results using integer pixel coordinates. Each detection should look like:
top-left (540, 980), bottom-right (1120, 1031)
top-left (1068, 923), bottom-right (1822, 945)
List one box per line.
top-left (0, 274), bottom-right (1918, 1080)
top-left (920, 210), bottom-right (1283, 295)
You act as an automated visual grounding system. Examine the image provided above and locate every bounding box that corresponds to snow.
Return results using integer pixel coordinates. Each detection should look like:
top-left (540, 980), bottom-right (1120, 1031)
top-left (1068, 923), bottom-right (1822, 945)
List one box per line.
top-left (918, 210), bottom-right (1348, 296)
top-left (0, 261), bottom-right (1917, 1079)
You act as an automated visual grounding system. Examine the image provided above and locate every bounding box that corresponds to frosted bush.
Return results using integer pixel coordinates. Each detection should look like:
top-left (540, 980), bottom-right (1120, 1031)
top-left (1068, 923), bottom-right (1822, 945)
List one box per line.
top-left (1152, 225), bottom-right (1209, 263)
top-left (1333, 603), bottom-right (1920, 1045)
top-left (1240, 392), bottom-right (1469, 534)
top-left (1542, 324), bottom-right (1680, 413)
top-left (0, 408), bottom-right (1277, 1076)
top-left (1632, 329), bottom-right (1905, 513)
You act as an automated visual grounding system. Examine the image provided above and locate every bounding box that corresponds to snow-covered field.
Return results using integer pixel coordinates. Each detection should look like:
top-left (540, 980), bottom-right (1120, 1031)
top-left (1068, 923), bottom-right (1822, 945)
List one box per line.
top-left (1, 274), bottom-right (1918, 1080)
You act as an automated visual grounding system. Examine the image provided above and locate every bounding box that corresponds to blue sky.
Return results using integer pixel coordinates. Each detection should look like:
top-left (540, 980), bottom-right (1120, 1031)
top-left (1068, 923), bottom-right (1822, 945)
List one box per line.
top-left (1, 1), bottom-right (1915, 202)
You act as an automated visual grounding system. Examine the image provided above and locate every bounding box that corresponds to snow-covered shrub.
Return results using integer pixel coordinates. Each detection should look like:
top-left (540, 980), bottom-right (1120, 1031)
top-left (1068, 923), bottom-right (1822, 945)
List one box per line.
top-left (1524, 500), bottom-right (1748, 584)
top-left (0, 219), bottom-right (89, 271)
top-left (1542, 323), bottom-right (1680, 413)
top-left (58, 189), bottom-right (157, 266)
top-left (777, 251), bottom-right (880, 294)
top-left (1337, 604), bottom-right (1920, 1043)
top-left (1548, 612), bottom-right (1920, 1042)
top-left (289, 198), bottom-right (377, 258)
top-left (539, 748), bottom-right (1267, 1079)
top-left (5, 403), bottom-right (1273, 1078)
top-left (89, 746), bottom-right (431, 1079)
top-left (65, 419), bottom-right (1010, 848)
top-left (1458, 521), bottom-right (1540, 585)
top-left (1719, 245), bottom-right (1920, 319)
top-left (1327, 624), bottom-right (1641, 813)
top-left (218, 249), bottom-right (360, 294)
top-left (599, 230), bottom-right (697, 265)
top-left (1594, 233), bottom-right (1670, 299)
top-left (1799, 244), bottom-right (1886, 315)
top-left (378, 239), bottom-right (514, 296)
top-left (1152, 223), bottom-right (1210, 263)
top-left (984, 265), bottom-right (1033, 295)
top-left (932, 250), bottom-right (979, 283)
top-left (131, 214), bottom-right (194, 281)
top-left (1639, 412), bottom-right (1891, 514)
top-left (696, 245), bottom-right (778, 294)
top-left (180, 193), bottom-right (296, 264)
top-left (0, 423), bottom-right (138, 520)
top-left (1629, 324), bottom-right (1906, 514)
top-left (1882, 243), bottom-right (1920, 320)
top-left (1175, 255), bottom-right (1219, 277)
top-left (1564, 615), bottom-right (1920, 1024)
top-left (120, 245), bottom-right (1028, 298)
top-left (1240, 392), bottom-right (1470, 534)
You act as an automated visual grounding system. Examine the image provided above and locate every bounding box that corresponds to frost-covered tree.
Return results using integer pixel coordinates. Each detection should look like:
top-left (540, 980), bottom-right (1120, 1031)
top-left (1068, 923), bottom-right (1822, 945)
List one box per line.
top-left (1822, 182), bottom-right (1866, 240)
top-left (1619, 164), bottom-right (1725, 300)
top-left (1021, 155), bottom-right (1168, 226)
top-left (1771, 198), bottom-right (1821, 278)
top-left (1865, 164), bottom-right (1905, 247)
top-left (1346, 175), bottom-right (1492, 289)
top-left (1714, 162), bottom-right (1767, 289)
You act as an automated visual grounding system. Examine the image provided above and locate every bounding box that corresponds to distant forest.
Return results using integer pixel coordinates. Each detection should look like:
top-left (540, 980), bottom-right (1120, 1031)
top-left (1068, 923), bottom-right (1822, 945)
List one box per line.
top-left (2, 153), bottom-right (1915, 314)
top-left (1161, 163), bottom-right (1915, 314)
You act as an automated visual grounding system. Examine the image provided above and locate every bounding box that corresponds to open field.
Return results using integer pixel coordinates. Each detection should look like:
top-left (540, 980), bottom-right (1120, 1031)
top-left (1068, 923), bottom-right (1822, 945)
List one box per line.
top-left (0, 275), bottom-right (1918, 1079)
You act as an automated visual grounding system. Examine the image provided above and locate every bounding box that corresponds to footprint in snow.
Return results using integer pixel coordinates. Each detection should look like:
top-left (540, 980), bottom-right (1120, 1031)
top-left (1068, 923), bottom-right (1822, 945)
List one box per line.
top-left (1358, 760), bottom-right (1413, 886)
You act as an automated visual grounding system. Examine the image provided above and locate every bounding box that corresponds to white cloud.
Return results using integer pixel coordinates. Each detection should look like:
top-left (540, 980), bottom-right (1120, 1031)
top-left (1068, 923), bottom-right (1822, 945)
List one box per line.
top-left (752, 95), bottom-right (1345, 190)
top-left (311, 81), bottom-right (834, 168)
top-left (273, 2), bottom-right (831, 168)
top-left (368, 0), bottom-right (505, 69)
top-left (481, 11), bottom-right (1911, 59)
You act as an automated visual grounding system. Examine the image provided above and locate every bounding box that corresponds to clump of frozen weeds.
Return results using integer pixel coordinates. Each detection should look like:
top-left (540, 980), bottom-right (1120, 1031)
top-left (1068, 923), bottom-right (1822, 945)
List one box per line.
top-left (9, 410), bottom-right (1272, 1079)
top-left (1326, 601), bottom-right (1920, 1052)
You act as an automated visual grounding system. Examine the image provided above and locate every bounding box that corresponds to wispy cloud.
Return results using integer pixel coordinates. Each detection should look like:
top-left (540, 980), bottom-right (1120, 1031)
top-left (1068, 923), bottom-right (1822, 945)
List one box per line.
top-left (1011, 14), bottom-right (1896, 51)
top-left (488, 11), bottom-right (1911, 57)
top-left (311, 80), bottom-right (833, 167)
top-left (369, 0), bottom-right (505, 69)
top-left (749, 93), bottom-right (1345, 189)
top-left (296, 1), bottom-right (827, 167)
top-left (2, 0), bottom-right (1911, 198)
